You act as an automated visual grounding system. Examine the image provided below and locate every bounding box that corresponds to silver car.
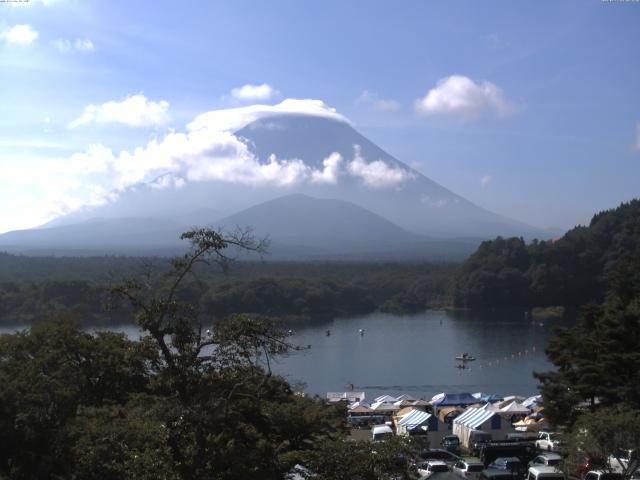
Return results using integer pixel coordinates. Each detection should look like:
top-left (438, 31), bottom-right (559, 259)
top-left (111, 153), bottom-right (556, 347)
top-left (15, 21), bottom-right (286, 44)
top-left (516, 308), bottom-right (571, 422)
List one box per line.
top-left (453, 459), bottom-right (485, 480)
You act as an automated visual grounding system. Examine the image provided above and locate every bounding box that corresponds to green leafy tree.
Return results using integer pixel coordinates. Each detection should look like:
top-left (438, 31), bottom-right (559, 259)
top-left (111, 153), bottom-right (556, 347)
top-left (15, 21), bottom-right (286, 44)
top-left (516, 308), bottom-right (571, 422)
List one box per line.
top-left (564, 406), bottom-right (640, 479)
top-left (536, 251), bottom-right (640, 428)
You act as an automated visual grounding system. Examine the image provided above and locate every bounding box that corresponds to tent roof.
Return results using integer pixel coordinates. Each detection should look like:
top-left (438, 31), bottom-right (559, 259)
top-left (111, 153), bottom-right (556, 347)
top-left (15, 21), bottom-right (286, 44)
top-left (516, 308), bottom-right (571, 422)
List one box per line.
top-left (454, 407), bottom-right (497, 429)
top-left (500, 401), bottom-right (530, 413)
top-left (438, 406), bottom-right (463, 423)
top-left (398, 409), bottom-right (433, 430)
top-left (522, 395), bottom-right (542, 408)
top-left (349, 405), bottom-right (373, 413)
top-left (374, 395), bottom-right (397, 403)
top-left (434, 392), bottom-right (478, 406)
top-left (396, 394), bottom-right (417, 401)
top-left (396, 407), bottom-right (421, 418)
top-left (371, 401), bottom-right (400, 411)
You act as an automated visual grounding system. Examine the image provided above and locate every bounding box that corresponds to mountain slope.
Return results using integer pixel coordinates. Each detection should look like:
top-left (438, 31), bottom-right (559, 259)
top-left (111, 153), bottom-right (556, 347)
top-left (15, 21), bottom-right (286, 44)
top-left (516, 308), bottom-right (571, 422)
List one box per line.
top-left (217, 193), bottom-right (420, 254)
top-left (1, 110), bottom-right (549, 257)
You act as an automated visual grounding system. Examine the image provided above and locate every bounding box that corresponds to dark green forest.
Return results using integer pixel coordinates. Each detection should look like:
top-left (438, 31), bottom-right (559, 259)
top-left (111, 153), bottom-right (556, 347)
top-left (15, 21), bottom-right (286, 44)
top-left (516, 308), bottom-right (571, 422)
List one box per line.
top-left (449, 199), bottom-right (640, 308)
top-left (0, 254), bottom-right (454, 326)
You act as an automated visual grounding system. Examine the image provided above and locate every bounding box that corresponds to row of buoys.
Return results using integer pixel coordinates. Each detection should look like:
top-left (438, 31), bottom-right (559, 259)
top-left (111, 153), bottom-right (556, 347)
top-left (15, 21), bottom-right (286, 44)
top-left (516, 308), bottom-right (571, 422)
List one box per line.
top-left (457, 345), bottom-right (540, 371)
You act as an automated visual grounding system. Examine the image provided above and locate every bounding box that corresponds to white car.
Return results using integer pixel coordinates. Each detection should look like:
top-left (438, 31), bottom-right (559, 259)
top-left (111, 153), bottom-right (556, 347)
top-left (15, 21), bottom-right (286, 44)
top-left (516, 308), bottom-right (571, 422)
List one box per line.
top-left (417, 460), bottom-right (450, 478)
top-left (527, 466), bottom-right (565, 480)
top-left (609, 449), bottom-right (635, 473)
top-left (583, 471), bottom-right (623, 480)
top-left (453, 459), bottom-right (485, 480)
top-left (536, 432), bottom-right (561, 452)
top-left (529, 453), bottom-right (563, 469)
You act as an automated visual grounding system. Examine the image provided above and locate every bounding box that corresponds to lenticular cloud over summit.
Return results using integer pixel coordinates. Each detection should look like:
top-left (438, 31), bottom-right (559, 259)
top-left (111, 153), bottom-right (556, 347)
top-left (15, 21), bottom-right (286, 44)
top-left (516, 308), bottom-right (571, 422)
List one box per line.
top-left (65, 99), bottom-right (414, 216)
top-left (187, 99), bottom-right (350, 133)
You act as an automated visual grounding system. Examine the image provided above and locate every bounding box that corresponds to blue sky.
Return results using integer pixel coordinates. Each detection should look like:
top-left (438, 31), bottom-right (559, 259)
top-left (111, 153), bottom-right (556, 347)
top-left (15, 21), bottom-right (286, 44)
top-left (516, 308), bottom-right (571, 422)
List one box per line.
top-left (1, 0), bottom-right (639, 233)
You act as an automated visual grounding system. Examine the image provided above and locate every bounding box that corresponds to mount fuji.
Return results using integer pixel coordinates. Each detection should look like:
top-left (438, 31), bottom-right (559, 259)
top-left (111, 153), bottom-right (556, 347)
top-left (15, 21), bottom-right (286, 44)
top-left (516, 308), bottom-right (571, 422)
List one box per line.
top-left (0, 100), bottom-right (547, 258)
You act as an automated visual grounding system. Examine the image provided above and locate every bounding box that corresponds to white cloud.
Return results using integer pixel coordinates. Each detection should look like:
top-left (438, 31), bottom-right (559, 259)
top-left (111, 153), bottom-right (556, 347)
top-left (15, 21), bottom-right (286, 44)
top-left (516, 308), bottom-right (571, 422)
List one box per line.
top-left (357, 90), bottom-right (400, 111)
top-left (188, 98), bottom-right (349, 133)
top-left (420, 194), bottom-right (449, 208)
top-left (54, 38), bottom-right (94, 53)
top-left (2, 24), bottom-right (39, 45)
top-left (347, 145), bottom-right (414, 188)
top-left (415, 75), bottom-right (517, 121)
top-left (1, 99), bottom-right (416, 232)
top-left (311, 152), bottom-right (343, 184)
top-left (635, 122), bottom-right (640, 152)
top-left (69, 94), bottom-right (170, 128)
top-left (231, 83), bottom-right (279, 101)
top-left (480, 175), bottom-right (492, 187)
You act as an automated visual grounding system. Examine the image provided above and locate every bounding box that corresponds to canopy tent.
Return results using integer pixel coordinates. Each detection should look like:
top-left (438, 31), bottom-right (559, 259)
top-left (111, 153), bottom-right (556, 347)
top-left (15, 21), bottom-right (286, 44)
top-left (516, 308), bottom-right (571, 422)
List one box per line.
top-left (431, 393), bottom-right (445, 403)
top-left (374, 395), bottom-right (397, 403)
top-left (396, 394), bottom-right (417, 402)
top-left (522, 395), bottom-right (542, 408)
top-left (482, 394), bottom-right (504, 403)
top-left (398, 410), bottom-right (433, 430)
top-left (452, 406), bottom-right (513, 447)
top-left (438, 406), bottom-right (463, 424)
top-left (348, 405), bottom-right (373, 414)
top-left (434, 392), bottom-right (478, 407)
top-left (454, 407), bottom-right (496, 429)
top-left (500, 401), bottom-right (531, 414)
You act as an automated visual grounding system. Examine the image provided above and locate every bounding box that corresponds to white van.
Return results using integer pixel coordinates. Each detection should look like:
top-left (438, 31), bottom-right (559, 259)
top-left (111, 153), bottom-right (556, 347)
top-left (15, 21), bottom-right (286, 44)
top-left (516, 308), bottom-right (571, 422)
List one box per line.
top-left (527, 466), bottom-right (565, 480)
top-left (372, 424), bottom-right (393, 442)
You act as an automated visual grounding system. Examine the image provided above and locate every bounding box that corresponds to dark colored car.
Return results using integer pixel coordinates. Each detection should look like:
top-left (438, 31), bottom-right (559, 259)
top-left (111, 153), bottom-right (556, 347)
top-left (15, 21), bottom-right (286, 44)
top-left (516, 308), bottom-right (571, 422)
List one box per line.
top-left (487, 457), bottom-right (526, 479)
top-left (442, 435), bottom-right (461, 455)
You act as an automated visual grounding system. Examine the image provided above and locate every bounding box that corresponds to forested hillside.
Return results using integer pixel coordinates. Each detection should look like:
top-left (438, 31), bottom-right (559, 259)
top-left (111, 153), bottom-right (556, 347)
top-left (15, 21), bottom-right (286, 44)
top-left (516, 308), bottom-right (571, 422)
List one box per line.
top-left (450, 199), bottom-right (640, 308)
top-left (0, 256), bottom-right (454, 325)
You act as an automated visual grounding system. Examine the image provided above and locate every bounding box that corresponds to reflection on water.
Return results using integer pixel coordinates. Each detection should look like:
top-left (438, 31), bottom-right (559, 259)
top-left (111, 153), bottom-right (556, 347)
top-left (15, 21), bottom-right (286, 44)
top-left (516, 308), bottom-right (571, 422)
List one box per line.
top-left (0, 309), bottom-right (568, 401)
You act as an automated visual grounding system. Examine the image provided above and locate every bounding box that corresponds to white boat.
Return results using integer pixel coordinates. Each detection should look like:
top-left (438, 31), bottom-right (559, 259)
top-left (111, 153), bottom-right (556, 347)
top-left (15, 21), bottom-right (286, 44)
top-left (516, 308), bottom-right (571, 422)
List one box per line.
top-left (455, 353), bottom-right (476, 361)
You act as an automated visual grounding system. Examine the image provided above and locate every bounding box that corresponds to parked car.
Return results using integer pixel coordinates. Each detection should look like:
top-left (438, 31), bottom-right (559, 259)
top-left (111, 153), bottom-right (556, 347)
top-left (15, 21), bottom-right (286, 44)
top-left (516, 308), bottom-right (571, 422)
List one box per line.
top-left (442, 435), bottom-right (461, 455)
top-left (526, 466), bottom-right (565, 480)
top-left (419, 448), bottom-right (461, 466)
top-left (479, 468), bottom-right (520, 480)
top-left (528, 453), bottom-right (562, 469)
top-left (583, 471), bottom-right (623, 480)
top-left (453, 458), bottom-right (485, 480)
top-left (609, 449), bottom-right (636, 473)
top-left (488, 457), bottom-right (525, 477)
top-left (372, 424), bottom-right (393, 442)
top-left (417, 460), bottom-right (450, 478)
top-left (536, 432), bottom-right (562, 452)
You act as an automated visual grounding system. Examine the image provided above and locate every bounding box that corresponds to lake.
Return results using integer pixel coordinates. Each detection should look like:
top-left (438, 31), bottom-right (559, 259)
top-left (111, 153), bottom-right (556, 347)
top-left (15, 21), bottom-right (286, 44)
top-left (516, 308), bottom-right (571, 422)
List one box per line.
top-left (0, 309), bottom-right (564, 402)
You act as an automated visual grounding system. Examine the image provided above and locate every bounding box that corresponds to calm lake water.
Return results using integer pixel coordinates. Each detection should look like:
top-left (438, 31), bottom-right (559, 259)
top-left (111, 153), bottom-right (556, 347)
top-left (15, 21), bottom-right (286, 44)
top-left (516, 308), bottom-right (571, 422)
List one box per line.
top-left (0, 309), bottom-right (565, 401)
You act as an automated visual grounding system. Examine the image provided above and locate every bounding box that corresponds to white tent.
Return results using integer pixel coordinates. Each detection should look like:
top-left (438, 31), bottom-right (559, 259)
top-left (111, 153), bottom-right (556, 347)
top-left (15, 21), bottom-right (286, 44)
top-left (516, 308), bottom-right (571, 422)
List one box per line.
top-left (500, 401), bottom-right (531, 414)
top-left (374, 395), bottom-right (398, 403)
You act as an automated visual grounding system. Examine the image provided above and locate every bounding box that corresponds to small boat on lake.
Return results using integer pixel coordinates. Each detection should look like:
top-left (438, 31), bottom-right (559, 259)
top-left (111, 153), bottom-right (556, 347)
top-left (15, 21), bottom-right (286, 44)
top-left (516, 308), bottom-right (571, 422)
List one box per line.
top-left (455, 352), bottom-right (476, 361)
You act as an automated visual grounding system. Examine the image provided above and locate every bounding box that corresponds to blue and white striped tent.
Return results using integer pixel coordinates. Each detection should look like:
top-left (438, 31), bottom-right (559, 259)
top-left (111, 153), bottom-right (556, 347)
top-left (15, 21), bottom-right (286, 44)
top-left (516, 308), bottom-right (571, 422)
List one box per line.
top-left (398, 409), bottom-right (432, 430)
top-left (453, 407), bottom-right (511, 447)
top-left (454, 407), bottom-right (495, 429)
